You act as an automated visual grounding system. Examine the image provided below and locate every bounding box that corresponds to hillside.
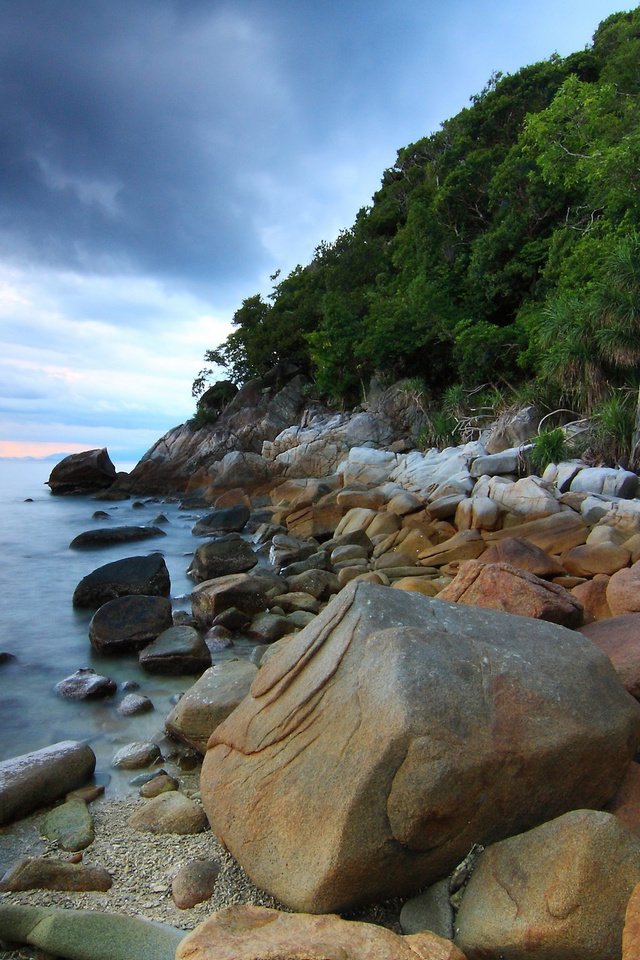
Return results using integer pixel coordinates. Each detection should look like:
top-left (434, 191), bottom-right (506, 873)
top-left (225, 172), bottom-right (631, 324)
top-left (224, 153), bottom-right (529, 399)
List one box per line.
top-left (194, 6), bottom-right (640, 464)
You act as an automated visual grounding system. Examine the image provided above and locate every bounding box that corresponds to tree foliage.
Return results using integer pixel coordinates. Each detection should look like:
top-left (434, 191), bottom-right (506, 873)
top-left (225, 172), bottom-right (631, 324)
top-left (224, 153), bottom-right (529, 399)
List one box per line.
top-left (194, 6), bottom-right (640, 420)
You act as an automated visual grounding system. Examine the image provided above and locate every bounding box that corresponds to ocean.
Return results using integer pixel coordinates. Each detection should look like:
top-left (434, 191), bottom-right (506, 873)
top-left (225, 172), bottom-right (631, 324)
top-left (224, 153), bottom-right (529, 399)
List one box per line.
top-left (0, 458), bottom-right (223, 795)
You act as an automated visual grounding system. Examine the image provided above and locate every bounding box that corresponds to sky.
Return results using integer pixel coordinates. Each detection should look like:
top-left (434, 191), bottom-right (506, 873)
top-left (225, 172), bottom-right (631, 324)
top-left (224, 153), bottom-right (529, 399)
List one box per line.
top-left (0, 0), bottom-right (636, 465)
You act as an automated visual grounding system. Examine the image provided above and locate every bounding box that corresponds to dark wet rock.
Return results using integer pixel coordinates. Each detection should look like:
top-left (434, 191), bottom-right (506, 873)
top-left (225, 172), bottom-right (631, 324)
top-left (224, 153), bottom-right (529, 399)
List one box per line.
top-left (152, 513), bottom-right (169, 524)
top-left (47, 448), bottom-right (116, 495)
top-left (55, 668), bottom-right (117, 700)
top-left (121, 679), bottom-right (140, 691)
top-left (132, 501), bottom-right (146, 509)
top-left (92, 510), bottom-right (110, 520)
top-left (89, 595), bottom-right (173, 654)
top-left (111, 741), bottom-right (162, 769)
top-left (73, 554), bottom-right (171, 608)
top-left (246, 612), bottom-right (293, 643)
top-left (204, 626), bottom-right (234, 653)
top-left (0, 858), bottom-right (112, 892)
top-left (129, 769), bottom-right (168, 786)
top-left (139, 625), bottom-right (211, 675)
top-left (171, 858), bottom-right (221, 909)
top-left (192, 504), bottom-right (251, 536)
top-left (269, 533), bottom-right (320, 569)
top-left (187, 535), bottom-right (258, 583)
top-left (0, 741), bottom-right (96, 826)
top-left (212, 607), bottom-right (251, 631)
top-left (191, 574), bottom-right (271, 628)
top-left (117, 693), bottom-right (154, 715)
top-left (0, 651), bottom-right (17, 665)
top-left (41, 798), bottom-right (95, 851)
top-left (69, 525), bottom-right (166, 548)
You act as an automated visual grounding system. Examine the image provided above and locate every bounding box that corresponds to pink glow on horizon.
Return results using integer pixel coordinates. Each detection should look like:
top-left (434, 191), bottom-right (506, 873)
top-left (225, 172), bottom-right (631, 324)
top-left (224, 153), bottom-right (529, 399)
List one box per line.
top-left (0, 440), bottom-right (91, 459)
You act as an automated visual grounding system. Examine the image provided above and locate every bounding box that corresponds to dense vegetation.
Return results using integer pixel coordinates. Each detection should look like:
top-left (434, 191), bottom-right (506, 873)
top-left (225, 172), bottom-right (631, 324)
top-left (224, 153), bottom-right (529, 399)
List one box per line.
top-left (194, 8), bottom-right (640, 462)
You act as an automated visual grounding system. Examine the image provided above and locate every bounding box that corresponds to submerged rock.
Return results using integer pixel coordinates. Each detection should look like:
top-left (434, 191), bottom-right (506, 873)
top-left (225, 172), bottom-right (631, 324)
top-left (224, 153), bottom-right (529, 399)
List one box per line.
top-left (70, 525), bottom-right (166, 548)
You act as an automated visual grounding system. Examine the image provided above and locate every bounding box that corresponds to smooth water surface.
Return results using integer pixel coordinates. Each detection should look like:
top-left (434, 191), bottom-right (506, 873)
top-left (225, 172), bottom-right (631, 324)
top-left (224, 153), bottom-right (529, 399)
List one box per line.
top-left (0, 459), bottom-right (222, 794)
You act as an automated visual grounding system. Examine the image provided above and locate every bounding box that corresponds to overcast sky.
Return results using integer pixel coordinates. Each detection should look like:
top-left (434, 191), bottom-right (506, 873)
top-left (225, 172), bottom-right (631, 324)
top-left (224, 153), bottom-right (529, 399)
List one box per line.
top-left (0, 0), bottom-right (634, 464)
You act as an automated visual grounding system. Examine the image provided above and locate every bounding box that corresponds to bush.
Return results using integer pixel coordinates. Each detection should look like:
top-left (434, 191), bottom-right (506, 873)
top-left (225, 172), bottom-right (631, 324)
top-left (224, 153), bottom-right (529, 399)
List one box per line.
top-left (529, 428), bottom-right (569, 473)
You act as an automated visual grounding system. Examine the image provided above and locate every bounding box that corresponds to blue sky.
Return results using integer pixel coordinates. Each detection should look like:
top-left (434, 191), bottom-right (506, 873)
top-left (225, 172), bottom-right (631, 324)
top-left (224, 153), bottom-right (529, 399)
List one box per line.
top-left (0, 0), bottom-right (635, 464)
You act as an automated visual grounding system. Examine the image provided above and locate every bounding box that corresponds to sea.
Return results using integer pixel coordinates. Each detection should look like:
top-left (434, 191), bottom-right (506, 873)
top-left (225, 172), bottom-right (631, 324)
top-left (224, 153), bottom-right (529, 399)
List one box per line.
top-left (0, 458), bottom-right (232, 796)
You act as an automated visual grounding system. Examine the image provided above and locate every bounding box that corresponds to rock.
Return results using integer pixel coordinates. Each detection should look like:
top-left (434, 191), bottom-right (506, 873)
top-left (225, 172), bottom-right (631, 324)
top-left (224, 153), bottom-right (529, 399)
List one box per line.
top-left (41, 799), bottom-right (94, 851)
top-left (455, 810), bottom-right (640, 960)
top-left (392, 577), bottom-right (440, 597)
top-left (0, 741), bottom-right (96, 826)
top-left (171, 859), bottom-right (221, 909)
top-left (269, 533), bottom-right (322, 569)
top-left (285, 502), bottom-right (346, 540)
top-left (47, 448), bottom-right (116, 495)
top-left (138, 625), bottom-right (211, 675)
top-left (606, 762), bottom-right (640, 836)
top-left (607, 562), bottom-right (640, 616)
top-left (204, 626), bottom-right (234, 653)
top-left (482, 509), bottom-right (588, 552)
top-left (624, 883), bottom-right (640, 960)
top-left (165, 660), bottom-right (258, 754)
top-left (479, 537), bottom-right (565, 578)
top-left (482, 405), bottom-right (539, 454)
top-left (69, 525), bottom-right (166, 548)
top-left (187, 536), bottom-right (258, 582)
top-left (201, 581), bottom-right (639, 913)
top-left (439, 560), bottom-right (584, 627)
top-left (55, 667), bottom-right (117, 699)
top-left (0, 857), bottom-right (112, 892)
top-left (175, 904), bottom-right (464, 960)
top-left (580, 615), bottom-right (640, 698)
top-left (89, 595), bottom-right (173, 654)
top-left (246, 611), bottom-right (294, 643)
top-left (192, 504), bottom-right (250, 536)
top-left (72, 554), bottom-right (171, 608)
top-left (571, 574), bottom-right (612, 623)
top-left (562, 542), bottom-right (631, 577)
top-left (140, 773), bottom-right (179, 798)
top-left (272, 592), bottom-right (321, 615)
top-left (455, 495), bottom-right (501, 532)
top-left (111, 741), bottom-right (162, 769)
top-left (400, 879), bottom-right (454, 938)
top-left (191, 574), bottom-right (272, 628)
top-left (570, 466), bottom-right (639, 498)
top-left (117, 692), bottom-right (154, 715)
top-left (487, 475), bottom-right (562, 520)
top-left (418, 529), bottom-right (486, 567)
top-left (0, 904), bottom-right (184, 960)
top-left (128, 792), bottom-right (208, 834)
top-left (286, 569), bottom-right (340, 600)
top-left (470, 447), bottom-right (521, 478)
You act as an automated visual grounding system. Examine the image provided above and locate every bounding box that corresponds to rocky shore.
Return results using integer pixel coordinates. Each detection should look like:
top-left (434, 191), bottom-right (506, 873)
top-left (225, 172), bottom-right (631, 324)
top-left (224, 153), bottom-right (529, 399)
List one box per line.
top-left (4, 375), bottom-right (640, 959)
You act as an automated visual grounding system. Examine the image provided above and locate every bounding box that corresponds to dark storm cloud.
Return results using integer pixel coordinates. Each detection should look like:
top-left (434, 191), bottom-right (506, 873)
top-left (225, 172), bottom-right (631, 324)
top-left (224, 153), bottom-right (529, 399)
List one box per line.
top-left (0, 1), bottom-right (298, 288)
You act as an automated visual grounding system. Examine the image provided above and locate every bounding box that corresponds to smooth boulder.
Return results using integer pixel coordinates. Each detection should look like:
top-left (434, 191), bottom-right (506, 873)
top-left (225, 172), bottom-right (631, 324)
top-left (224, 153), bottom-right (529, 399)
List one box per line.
top-left (89, 595), bottom-right (173, 654)
top-left (187, 536), bottom-right (258, 583)
top-left (139, 625), bottom-right (211, 675)
top-left (455, 810), bottom-right (640, 960)
top-left (73, 555), bottom-right (170, 608)
top-left (201, 582), bottom-right (640, 913)
top-left (0, 741), bottom-right (96, 826)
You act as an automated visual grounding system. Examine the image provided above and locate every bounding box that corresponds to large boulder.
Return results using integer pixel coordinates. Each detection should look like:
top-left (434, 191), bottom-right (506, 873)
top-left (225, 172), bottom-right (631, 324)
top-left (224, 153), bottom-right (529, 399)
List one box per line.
top-left (0, 741), bottom-right (96, 826)
top-left (580, 615), bottom-right (640, 699)
top-left (72, 555), bottom-right (171, 608)
top-left (47, 448), bottom-right (116, 495)
top-left (455, 810), bottom-right (640, 960)
top-left (89, 596), bottom-right (173, 654)
top-left (201, 582), bottom-right (640, 913)
top-left (175, 904), bottom-right (464, 960)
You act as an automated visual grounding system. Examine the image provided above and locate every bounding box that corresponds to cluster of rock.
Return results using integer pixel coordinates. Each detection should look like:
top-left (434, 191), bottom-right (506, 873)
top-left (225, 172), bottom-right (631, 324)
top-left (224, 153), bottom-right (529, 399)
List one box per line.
top-left (5, 389), bottom-right (640, 958)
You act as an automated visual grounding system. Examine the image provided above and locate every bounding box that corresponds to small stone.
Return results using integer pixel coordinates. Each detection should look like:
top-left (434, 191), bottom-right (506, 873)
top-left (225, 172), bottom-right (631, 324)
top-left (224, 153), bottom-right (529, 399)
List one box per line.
top-left (117, 693), bottom-right (154, 715)
top-left (41, 799), bottom-right (95, 852)
top-left (172, 858), bottom-right (221, 909)
top-left (140, 773), bottom-right (179, 798)
top-left (55, 668), bottom-right (117, 700)
top-left (0, 857), bottom-right (112, 892)
top-left (128, 792), bottom-right (208, 835)
top-left (111, 741), bottom-right (162, 770)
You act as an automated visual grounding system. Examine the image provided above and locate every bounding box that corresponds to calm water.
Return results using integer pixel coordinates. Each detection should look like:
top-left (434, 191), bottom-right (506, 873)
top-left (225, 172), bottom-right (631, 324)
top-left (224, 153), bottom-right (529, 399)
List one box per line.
top-left (0, 459), bottom-right (218, 795)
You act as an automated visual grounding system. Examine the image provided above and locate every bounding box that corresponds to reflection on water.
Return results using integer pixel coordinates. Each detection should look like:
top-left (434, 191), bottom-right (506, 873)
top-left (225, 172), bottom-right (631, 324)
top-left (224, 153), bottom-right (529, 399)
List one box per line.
top-left (0, 459), bottom-right (238, 796)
